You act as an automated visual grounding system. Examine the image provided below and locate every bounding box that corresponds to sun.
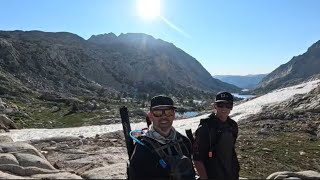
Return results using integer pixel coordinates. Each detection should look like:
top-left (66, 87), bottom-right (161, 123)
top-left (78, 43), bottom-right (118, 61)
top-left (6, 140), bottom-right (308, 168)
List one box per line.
top-left (137, 0), bottom-right (160, 20)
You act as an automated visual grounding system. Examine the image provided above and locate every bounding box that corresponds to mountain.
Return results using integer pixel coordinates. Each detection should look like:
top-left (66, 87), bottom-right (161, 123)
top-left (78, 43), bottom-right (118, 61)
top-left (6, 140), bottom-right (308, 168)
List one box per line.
top-left (255, 40), bottom-right (320, 93)
top-left (0, 30), bottom-right (240, 100)
top-left (213, 74), bottom-right (267, 89)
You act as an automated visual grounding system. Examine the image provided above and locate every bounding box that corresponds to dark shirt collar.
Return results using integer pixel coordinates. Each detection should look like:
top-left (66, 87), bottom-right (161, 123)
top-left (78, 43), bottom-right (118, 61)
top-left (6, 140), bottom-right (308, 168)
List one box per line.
top-left (209, 113), bottom-right (231, 124)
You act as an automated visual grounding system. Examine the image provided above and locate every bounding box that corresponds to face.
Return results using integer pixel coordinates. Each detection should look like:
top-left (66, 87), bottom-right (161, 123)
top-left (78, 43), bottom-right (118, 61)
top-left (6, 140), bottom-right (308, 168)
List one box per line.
top-left (150, 107), bottom-right (175, 135)
top-left (214, 102), bottom-right (233, 120)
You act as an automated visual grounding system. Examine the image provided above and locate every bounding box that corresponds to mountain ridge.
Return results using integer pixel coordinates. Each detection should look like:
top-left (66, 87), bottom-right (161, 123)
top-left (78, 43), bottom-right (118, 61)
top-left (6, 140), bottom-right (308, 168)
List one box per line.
top-left (0, 30), bottom-right (240, 100)
top-left (255, 40), bottom-right (320, 93)
top-left (213, 74), bottom-right (267, 89)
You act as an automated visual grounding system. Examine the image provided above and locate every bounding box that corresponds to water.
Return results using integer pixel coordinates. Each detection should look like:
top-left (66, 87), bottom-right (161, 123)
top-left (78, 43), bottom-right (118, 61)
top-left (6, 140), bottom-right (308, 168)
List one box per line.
top-left (175, 111), bottom-right (199, 118)
top-left (232, 93), bottom-right (255, 99)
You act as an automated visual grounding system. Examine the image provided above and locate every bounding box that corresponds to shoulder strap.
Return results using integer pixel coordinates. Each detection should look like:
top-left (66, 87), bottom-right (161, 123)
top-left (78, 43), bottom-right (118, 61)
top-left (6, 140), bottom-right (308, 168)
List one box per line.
top-left (142, 137), bottom-right (170, 169)
top-left (175, 132), bottom-right (191, 156)
top-left (199, 117), bottom-right (219, 153)
top-left (226, 118), bottom-right (238, 141)
top-left (142, 135), bottom-right (190, 170)
top-left (202, 116), bottom-right (237, 152)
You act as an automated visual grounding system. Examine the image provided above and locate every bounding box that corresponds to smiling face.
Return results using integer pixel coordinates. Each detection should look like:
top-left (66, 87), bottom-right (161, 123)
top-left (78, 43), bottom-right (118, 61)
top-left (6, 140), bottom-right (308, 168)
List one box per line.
top-left (149, 107), bottom-right (175, 137)
top-left (213, 102), bottom-right (233, 122)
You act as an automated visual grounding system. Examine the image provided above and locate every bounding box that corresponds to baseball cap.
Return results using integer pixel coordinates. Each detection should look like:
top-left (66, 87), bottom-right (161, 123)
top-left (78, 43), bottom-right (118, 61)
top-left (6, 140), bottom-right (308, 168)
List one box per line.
top-left (150, 95), bottom-right (176, 110)
top-left (215, 91), bottom-right (233, 103)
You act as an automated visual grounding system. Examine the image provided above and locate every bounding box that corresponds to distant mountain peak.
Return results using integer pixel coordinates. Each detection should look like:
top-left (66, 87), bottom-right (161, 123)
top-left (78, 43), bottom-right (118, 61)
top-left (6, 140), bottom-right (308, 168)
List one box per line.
top-left (88, 33), bottom-right (118, 44)
top-left (213, 74), bottom-right (268, 89)
top-left (119, 32), bottom-right (154, 39)
top-left (307, 40), bottom-right (320, 52)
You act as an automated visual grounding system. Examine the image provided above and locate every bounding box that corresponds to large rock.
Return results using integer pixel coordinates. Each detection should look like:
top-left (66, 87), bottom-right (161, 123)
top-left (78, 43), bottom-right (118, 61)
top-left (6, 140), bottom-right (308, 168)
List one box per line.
top-left (31, 172), bottom-right (82, 179)
top-left (0, 164), bottom-right (60, 176)
top-left (0, 114), bottom-right (18, 130)
top-left (81, 163), bottom-right (127, 179)
top-left (0, 142), bottom-right (46, 159)
top-left (0, 98), bottom-right (7, 111)
top-left (267, 170), bottom-right (320, 179)
top-left (0, 135), bottom-right (13, 143)
top-left (0, 171), bottom-right (32, 179)
top-left (0, 153), bottom-right (19, 165)
top-left (0, 140), bottom-right (84, 178)
top-left (13, 153), bottom-right (56, 170)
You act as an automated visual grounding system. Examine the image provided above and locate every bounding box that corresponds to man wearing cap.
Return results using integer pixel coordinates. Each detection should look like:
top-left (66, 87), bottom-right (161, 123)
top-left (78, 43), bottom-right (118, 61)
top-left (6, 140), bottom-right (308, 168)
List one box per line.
top-left (128, 95), bottom-right (196, 180)
top-left (193, 91), bottom-right (240, 180)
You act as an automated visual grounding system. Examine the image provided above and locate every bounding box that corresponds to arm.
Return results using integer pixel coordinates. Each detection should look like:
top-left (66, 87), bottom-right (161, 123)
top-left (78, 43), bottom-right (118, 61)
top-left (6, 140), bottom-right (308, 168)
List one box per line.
top-left (128, 144), bottom-right (149, 179)
top-left (194, 161), bottom-right (208, 180)
top-left (129, 143), bottom-right (161, 179)
top-left (192, 125), bottom-right (210, 179)
top-left (128, 146), bottom-right (140, 180)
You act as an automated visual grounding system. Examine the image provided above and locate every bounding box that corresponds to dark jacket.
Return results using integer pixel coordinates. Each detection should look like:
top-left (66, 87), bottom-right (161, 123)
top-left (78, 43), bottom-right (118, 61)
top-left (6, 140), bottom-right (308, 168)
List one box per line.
top-left (193, 113), bottom-right (240, 180)
top-left (128, 131), bottom-right (195, 180)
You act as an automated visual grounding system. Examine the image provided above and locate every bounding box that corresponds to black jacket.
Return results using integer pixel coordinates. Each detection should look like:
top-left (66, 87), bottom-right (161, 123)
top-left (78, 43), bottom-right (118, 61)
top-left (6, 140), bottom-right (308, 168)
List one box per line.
top-left (193, 113), bottom-right (240, 180)
top-left (128, 132), bottom-right (195, 180)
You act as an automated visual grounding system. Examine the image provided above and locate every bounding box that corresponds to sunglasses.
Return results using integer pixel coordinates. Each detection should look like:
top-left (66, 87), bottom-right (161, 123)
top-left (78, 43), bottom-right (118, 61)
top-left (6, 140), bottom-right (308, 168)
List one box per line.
top-left (216, 103), bottom-right (233, 109)
top-left (151, 109), bottom-right (175, 117)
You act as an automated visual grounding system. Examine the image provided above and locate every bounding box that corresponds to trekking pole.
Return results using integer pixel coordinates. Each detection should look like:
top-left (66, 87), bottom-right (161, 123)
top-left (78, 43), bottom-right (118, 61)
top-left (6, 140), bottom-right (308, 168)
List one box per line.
top-left (120, 106), bottom-right (134, 159)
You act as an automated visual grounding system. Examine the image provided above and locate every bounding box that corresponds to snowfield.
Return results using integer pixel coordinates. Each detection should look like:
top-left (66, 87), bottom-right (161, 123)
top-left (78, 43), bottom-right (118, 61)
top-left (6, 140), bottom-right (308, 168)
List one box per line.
top-left (1, 79), bottom-right (319, 142)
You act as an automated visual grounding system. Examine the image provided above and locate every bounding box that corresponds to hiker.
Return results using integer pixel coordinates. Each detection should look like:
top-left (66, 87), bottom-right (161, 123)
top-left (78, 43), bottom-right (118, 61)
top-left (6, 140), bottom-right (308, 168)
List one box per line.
top-left (193, 91), bottom-right (240, 180)
top-left (128, 95), bottom-right (196, 180)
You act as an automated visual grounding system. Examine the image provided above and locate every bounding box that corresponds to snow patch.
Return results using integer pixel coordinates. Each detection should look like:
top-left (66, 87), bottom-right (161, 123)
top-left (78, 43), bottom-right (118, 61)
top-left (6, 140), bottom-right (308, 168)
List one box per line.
top-left (1, 79), bottom-right (319, 142)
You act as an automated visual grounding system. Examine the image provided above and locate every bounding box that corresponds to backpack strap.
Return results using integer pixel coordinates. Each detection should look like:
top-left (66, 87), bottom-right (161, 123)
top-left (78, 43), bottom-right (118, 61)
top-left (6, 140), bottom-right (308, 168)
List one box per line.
top-left (142, 135), bottom-right (189, 171)
top-left (175, 133), bottom-right (191, 156)
top-left (227, 118), bottom-right (238, 142)
top-left (200, 115), bottom-right (238, 158)
top-left (201, 116), bottom-right (238, 177)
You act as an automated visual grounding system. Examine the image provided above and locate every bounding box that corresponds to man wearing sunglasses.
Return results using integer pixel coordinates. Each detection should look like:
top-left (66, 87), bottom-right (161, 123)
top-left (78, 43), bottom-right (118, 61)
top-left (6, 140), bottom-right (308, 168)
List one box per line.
top-left (129, 95), bottom-right (196, 180)
top-left (193, 91), bottom-right (240, 180)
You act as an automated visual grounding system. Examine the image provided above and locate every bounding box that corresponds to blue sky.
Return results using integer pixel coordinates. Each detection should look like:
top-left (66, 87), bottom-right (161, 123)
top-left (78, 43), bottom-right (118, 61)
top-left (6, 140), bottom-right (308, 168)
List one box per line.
top-left (1, 0), bottom-right (320, 75)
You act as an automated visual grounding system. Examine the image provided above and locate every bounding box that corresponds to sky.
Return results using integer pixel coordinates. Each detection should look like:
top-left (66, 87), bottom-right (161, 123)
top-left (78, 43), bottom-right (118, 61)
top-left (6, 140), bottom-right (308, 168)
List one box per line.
top-left (1, 0), bottom-right (320, 75)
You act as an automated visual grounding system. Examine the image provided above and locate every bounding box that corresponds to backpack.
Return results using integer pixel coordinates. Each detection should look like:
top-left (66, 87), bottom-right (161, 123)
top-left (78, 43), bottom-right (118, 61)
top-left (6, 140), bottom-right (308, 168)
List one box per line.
top-left (199, 116), bottom-right (238, 157)
top-left (196, 114), bottom-right (240, 179)
top-left (141, 134), bottom-right (196, 180)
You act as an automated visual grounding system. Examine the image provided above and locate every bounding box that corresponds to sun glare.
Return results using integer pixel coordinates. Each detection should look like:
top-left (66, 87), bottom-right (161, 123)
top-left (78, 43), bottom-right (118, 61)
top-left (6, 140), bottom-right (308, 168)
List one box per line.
top-left (137, 0), bottom-right (160, 20)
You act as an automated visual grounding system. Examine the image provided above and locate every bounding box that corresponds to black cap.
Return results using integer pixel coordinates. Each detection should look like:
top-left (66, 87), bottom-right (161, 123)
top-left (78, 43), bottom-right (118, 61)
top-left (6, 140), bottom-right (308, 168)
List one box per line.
top-left (150, 95), bottom-right (176, 109)
top-left (215, 91), bottom-right (233, 103)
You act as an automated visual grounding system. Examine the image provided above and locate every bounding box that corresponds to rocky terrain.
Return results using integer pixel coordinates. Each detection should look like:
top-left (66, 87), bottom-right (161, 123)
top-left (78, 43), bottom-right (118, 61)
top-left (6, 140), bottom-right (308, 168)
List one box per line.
top-left (236, 85), bottom-right (320, 178)
top-left (1, 84), bottom-right (320, 179)
top-left (1, 125), bottom-right (319, 179)
top-left (0, 135), bottom-right (83, 179)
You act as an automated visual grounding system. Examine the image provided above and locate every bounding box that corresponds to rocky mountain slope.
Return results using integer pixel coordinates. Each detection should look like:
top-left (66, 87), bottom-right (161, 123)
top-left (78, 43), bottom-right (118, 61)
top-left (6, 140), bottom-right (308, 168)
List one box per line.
top-left (0, 30), bottom-right (240, 100)
top-left (88, 33), bottom-right (240, 96)
top-left (213, 74), bottom-right (267, 89)
top-left (255, 40), bottom-right (320, 93)
top-left (0, 30), bottom-right (240, 128)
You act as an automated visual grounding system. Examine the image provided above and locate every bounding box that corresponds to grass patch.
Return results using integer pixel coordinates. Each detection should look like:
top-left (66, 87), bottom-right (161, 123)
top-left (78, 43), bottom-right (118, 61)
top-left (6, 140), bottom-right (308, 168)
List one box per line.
top-left (237, 128), bottom-right (320, 179)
